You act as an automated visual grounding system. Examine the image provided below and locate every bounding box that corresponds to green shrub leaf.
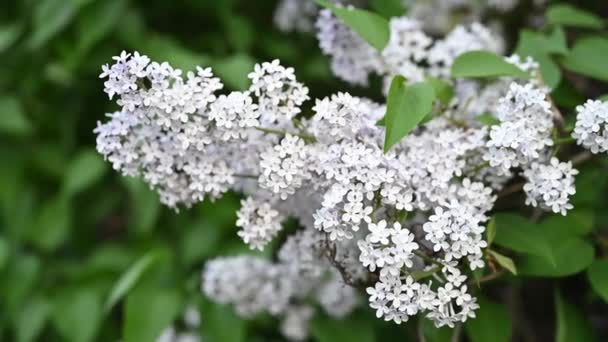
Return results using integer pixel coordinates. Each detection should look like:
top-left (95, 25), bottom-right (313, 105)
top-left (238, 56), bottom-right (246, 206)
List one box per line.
top-left (488, 250), bottom-right (517, 275)
top-left (123, 286), bottom-right (182, 342)
top-left (555, 289), bottom-right (596, 342)
top-left (104, 250), bottom-right (164, 311)
top-left (383, 76), bottom-right (435, 151)
top-left (51, 288), bottom-right (103, 342)
top-left (547, 4), bottom-right (605, 29)
top-left (519, 239), bottom-right (594, 277)
top-left (62, 149), bottom-right (107, 197)
top-left (451, 50), bottom-right (529, 79)
top-left (562, 37), bottom-right (608, 82)
top-left (316, 0), bottom-right (390, 50)
top-left (465, 297), bottom-right (512, 342)
top-left (587, 258), bottom-right (608, 302)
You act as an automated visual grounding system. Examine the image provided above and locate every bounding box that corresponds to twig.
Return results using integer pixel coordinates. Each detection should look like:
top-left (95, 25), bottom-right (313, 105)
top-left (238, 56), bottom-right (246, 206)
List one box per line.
top-left (451, 323), bottom-right (462, 342)
top-left (497, 182), bottom-right (524, 198)
top-left (417, 318), bottom-right (427, 342)
top-left (571, 151), bottom-right (593, 165)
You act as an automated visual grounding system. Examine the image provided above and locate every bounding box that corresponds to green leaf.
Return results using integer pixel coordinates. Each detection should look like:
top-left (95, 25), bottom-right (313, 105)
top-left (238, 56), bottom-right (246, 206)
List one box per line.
top-left (0, 236), bottom-right (9, 270)
top-left (51, 288), bottom-right (103, 342)
top-left (122, 177), bottom-right (161, 235)
top-left (28, 0), bottom-right (89, 49)
top-left (486, 217), bottom-right (496, 245)
top-left (316, 0), bottom-right (390, 50)
top-left (383, 77), bottom-right (435, 151)
top-left (123, 286), bottom-right (182, 342)
top-left (541, 209), bottom-right (594, 239)
top-left (200, 300), bottom-right (247, 342)
top-left (476, 113), bottom-right (500, 126)
top-left (587, 258), bottom-right (608, 302)
top-left (213, 54), bottom-right (256, 90)
top-left (422, 318), bottom-right (452, 342)
top-left (451, 50), bottom-right (529, 79)
top-left (562, 37), bottom-right (608, 82)
top-left (465, 297), bottom-right (512, 342)
top-left (15, 296), bottom-right (51, 342)
top-left (28, 195), bottom-right (71, 251)
top-left (519, 239), bottom-right (594, 277)
top-left (180, 222), bottom-right (222, 267)
top-left (0, 22), bottom-right (23, 54)
top-left (536, 53), bottom-right (562, 89)
top-left (77, 0), bottom-right (126, 54)
top-left (488, 250), bottom-right (517, 275)
top-left (369, 0), bottom-right (405, 19)
top-left (547, 4), bottom-right (604, 29)
top-left (104, 250), bottom-right (164, 311)
top-left (493, 213), bottom-right (555, 265)
top-left (0, 254), bottom-right (40, 314)
top-left (311, 314), bottom-right (375, 342)
top-left (515, 29), bottom-right (568, 57)
top-left (426, 77), bottom-right (454, 106)
top-left (0, 96), bottom-right (32, 137)
top-left (555, 289), bottom-right (596, 342)
top-left (62, 149), bottom-right (107, 197)
top-left (141, 34), bottom-right (210, 71)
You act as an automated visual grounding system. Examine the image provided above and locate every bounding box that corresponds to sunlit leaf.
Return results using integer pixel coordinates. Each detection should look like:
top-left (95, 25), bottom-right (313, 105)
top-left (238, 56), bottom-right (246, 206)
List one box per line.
top-left (383, 76), bottom-right (435, 151)
top-left (316, 0), bottom-right (390, 50)
top-left (451, 50), bottom-right (529, 79)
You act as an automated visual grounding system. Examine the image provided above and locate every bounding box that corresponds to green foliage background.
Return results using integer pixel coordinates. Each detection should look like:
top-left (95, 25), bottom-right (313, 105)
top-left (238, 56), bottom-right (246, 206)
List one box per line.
top-left (0, 0), bottom-right (607, 341)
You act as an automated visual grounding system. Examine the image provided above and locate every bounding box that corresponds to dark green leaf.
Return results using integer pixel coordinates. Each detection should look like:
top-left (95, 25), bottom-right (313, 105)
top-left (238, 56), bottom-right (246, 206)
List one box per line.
top-left (77, 0), bottom-right (126, 54)
top-left (0, 236), bottom-right (8, 270)
top-left (316, 0), bottom-right (390, 50)
top-left (122, 177), bottom-right (161, 235)
top-left (488, 250), bottom-right (517, 275)
top-left (493, 213), bottom-right (555, 265)
top-left (451, 50), bottom-right (529, 79)
top-left (541, 209), bottom-right (594, 239)
top-left (555, 289), bottom-right (596, 342)
top-left (383, 77), bottom-right (435, 151)
top-left (28, 0), bottom-right (90, 49)
top-left (587, 258), bottom-right (608, 302)
top-left (519, 239), bottom-right (594, 277)
top-left (200, 300), bottom-right (247, 342)
top-left (0, 22), bottom-right (23, 53)
top-left (28, 195), bottom-right (71, 251)
top-left (0, 96), bottom-right (32, 137)
top-left (465, 297), bottom-right (512, 342)
top-left (547, 4), bottom-right (604, 29)
top-left (562, 37), bottom-right (608, 82)
top-left (51, 288), bottom-right (103, 342)
top-left (311, 314), bottom-right (375, 342)
top-left (15, 296), bottom-right (50, 342)
top-left (123, 286), bottom-right (182, 342)
top-left (104, 250), bottom-right (164, 311)
top-left (62, 149), bottom-right (107, 197)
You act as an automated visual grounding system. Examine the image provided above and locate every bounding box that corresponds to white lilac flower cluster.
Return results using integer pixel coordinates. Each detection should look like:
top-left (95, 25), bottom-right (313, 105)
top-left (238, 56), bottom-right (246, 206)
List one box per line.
top-left (236, 197), bottom-right (285, 250)
top-left (316, 9), bottom-right (504, 87)
top-left (572, 99), bottom-right (608, 154)
top-left (523, 158), bottom-right (578, 215)
top-left (202, 229), bottom-right (360, 341)
top-left (95, 52), bottom-right (308, 208)
top-left (96, 48), bottom-right (582, 338)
